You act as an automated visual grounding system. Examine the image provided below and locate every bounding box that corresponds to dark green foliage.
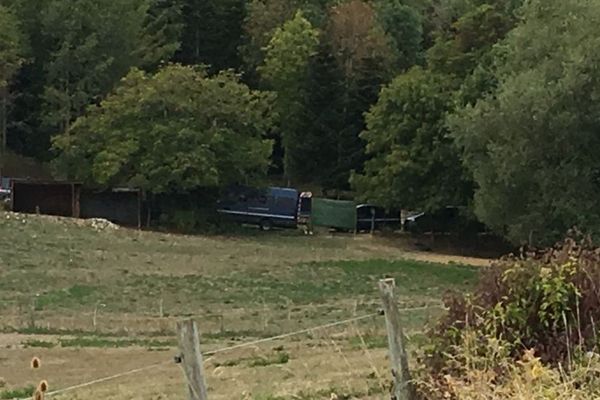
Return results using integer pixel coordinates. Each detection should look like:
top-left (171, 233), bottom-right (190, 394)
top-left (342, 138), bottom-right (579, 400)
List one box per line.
top-left (136, 0), bottom-right (184, 70)
top-left (450, 0), bottom-right (600, 245)
top-left (352, 68), bottom-right (472, 211)
top-left (174, 0), bottom-right (246, 72)
top-left (0, 4), bottom-right (24, 88)
top-left (40, 0), bottom-right (149, 134)
top-left (427, 2), bottom-right (516, 77)
top-left (4, 0), bottom-right (154, 159)
top-left (260, 11), bottom-right (320, 183)
top-left (374, 0), bottom-right (424, 70)
top-left (0, 4), bottom-right (25, 167)
top-left (286, 43), bottom-right (344, 184)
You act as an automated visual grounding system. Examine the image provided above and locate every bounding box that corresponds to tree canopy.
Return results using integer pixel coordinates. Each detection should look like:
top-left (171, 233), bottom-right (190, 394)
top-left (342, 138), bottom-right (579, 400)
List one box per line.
top-left (4, 0), bottom-right (600, 243)
top-left (352, 68), bottom-right (471, 211)
top-left (53, 65), bottom-right (274, 192)
top-left (0, 4), bottom-right (25, 165)
top-left (449, 0), bottom-right (600, 244)
top-left (0, 4), bottom-right (24, 89)
top-left (260, 11), bottom-right (319, 183)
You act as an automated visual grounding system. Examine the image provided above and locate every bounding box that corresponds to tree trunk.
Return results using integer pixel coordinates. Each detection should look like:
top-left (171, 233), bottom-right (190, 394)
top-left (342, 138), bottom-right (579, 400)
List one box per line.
top-left (0, 86), bottom-right (7, 175)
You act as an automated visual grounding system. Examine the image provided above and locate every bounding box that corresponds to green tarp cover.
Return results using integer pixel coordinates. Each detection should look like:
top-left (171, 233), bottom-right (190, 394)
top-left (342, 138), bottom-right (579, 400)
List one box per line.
top-left (311, 198), bottom-right (356, 230)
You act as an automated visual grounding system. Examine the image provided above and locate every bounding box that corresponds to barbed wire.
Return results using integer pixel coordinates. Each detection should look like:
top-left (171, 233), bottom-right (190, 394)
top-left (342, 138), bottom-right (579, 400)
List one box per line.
top-left (16, 304), bottom-right (444, 399)
top-left (204, 312), bottom-right (380, 356)
top-left (17, 312), bottom-right (382, 400)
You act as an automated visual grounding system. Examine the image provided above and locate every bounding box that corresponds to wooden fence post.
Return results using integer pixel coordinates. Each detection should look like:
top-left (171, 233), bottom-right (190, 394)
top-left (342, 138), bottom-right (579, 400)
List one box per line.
top-left (177, 319), bottom-right (209, 400)
top-left (379, 278), bottom-right (415, 400)
top-left (370, 207), bottom-right (376, 235)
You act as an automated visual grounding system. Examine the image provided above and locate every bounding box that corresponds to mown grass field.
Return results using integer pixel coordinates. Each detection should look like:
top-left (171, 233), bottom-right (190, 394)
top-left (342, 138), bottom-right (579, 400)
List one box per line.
top-left (0, 212), bottom-right (483, 399)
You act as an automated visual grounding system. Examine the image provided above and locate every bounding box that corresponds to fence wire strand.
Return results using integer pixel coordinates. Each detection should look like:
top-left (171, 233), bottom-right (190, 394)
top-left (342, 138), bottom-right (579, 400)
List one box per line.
top-left (16, 305), bottom-right (439, 399)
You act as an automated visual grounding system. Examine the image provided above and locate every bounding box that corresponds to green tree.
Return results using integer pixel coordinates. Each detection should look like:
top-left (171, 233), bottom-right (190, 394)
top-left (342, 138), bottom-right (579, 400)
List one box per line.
top-left (324, 0), bottom-right (397, 190)
top-left (374, 0), bottom-right (423, 70)
top-left (1, 0), bottom-right (55, 157)
top-left (241, 0), bottom-right (335, 85)
top-left (352, 68), bottom-right (472, 211)
top-left (53, 65), bottom-right (274, 193)
top-left (0, 4), bottom-right (25, 166)
top-left (427, 1), bottom-right (518, 78)
top-left (450, 0), bottom-right (600, 244)
top-left (260, 11), bottom-right (319, 183)
top-left (4, 0), bottom-right (186, 159)
top-left (41, 0), bottom-right (150, 136)
top-left (174, 0), bottom-right (246, 73)
top-left (241, 0), bottom-right (298, 84)
top-left (136, 0), bottom-right (183, 70)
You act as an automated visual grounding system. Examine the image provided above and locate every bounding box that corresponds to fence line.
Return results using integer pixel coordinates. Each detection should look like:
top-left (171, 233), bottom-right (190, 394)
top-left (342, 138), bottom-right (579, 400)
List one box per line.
top-left (2, 300), bottom-right (444, 336)
top-left (17, 311), bottom-right (384, 400)
top-left (204, 312), bottom-right (380, 356)
top-left (16, 303), bottom-right (439, 400)
top-left (23, 361), bottom-right (173, 400)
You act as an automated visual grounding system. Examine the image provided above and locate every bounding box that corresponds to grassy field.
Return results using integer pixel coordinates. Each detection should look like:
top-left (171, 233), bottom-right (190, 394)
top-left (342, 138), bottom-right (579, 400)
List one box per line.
top-left (0, 212), bottom-right (483, 399)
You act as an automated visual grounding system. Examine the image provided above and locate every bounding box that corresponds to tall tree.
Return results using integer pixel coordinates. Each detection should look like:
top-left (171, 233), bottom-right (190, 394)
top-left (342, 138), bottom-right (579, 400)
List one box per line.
top-left (324, 0), bottom-right (396, 190)
top-left (40, 0), bottom-right (149, 136)
top-left (0, 4), bottom-right (25, 169)
top-left (241, 0), bottom-right (334, 85)
top-left (426, 0), bottom-right (518, 78)
top-left (260, 11), bottom-right (320, 184)
top-left (136, 0), bottom-right (184, 70)
top-left (5, 0), bottom-right (178, 159)
top-left (241, 0), bottom-right (298, 84)
top-left (174, 0), bottom-right (246, 73)
top-left (1, 0), bottom-right (53, 158)
top-left (374, 0), bottom-right (424, 70)
top-left (352, 68), bottom-right (472, 211)
top-left (450, 0), bottom-right (600, 244)
top-left (53, 65), bottom-right (274, 192)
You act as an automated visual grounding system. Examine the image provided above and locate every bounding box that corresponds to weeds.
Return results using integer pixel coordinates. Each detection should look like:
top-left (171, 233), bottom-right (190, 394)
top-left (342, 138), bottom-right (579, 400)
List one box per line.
top-left (214, 352), bottom-right (291, 368)
top-left (0, 385), bottom-right (35, 400)
top-left (418, 333), bottom-right (600, 399)
top-left (248, 352), bottom-right (290, 367)
top-left (419, 233), bottom-right (600, 399)
top-left (349, 334), bottom-right (388, 350)
top-left (23, 340), bottom-right (55, 348)
top-left (58, 337), bottom-right (176, 349)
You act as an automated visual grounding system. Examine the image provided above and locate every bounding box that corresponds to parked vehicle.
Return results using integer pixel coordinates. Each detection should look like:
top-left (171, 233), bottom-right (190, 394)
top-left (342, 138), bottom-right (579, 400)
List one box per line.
top-left (404, 206), bottom-right (485, 234)
top-left (217, 186), bottom-right (302, 230)
top-left (356, 204), bottom-right (401, 232)
top-left (0, 177), bottom-right (11, 203)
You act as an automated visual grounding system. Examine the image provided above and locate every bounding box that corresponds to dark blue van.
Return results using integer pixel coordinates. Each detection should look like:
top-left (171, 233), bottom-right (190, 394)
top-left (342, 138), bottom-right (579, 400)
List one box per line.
top-left (217, 186), bottom-right (301, 230)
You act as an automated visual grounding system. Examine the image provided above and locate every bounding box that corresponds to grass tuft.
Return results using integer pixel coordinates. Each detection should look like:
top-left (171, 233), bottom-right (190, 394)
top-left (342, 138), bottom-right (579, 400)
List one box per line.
top-left (23, 340), bottom-right (55, 349)
top-left (0, 385), bottom-right (35, 400)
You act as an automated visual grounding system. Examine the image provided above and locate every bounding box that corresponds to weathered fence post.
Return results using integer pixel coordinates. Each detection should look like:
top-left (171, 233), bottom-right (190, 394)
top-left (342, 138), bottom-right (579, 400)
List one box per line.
top-left (177, 319), bottom-right (209, 400)
top-left (379, 278), bottom-right (415, 400)
top-left (370, 207), bottom-right (376, 235)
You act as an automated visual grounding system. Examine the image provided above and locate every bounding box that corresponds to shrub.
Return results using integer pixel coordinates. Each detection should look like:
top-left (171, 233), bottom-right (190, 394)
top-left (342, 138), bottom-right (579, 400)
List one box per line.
top-left (422, 232), bottom-right (600, 379)
top-left (418, 330), bottom-right (600, 400)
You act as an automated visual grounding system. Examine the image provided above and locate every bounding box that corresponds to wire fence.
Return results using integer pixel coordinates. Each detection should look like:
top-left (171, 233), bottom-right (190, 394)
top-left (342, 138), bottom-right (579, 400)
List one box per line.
top-left (16, 312), bottom-right (389, 400)
top-left (10, 302), bottom-right (442, 400)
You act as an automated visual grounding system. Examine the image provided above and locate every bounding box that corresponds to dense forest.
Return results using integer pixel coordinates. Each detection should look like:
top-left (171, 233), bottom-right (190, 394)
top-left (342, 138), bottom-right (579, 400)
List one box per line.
top-left (1, 0), bottom-right (599, 245)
